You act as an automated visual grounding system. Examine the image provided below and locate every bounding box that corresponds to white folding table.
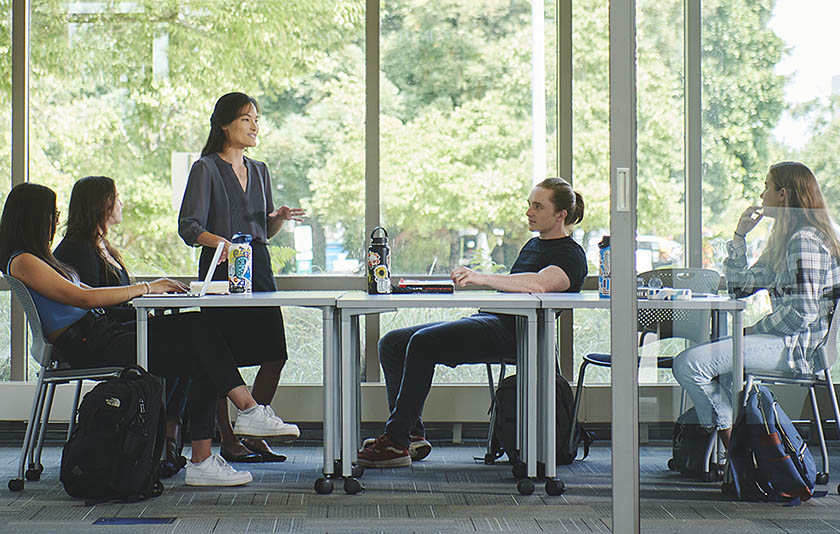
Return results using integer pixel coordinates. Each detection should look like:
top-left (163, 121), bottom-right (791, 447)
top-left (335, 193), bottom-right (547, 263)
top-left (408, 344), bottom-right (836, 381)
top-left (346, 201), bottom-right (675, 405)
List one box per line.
top-left (334, 291), bottom-right (542, 492)
top-left (131, 291), bottom-right (347, 483)
top-left (535, 293), bottom-right (746, 494)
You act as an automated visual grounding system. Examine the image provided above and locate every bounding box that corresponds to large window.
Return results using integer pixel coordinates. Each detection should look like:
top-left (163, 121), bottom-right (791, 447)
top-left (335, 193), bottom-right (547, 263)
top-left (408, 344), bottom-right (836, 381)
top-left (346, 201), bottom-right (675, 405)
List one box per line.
top-left (376, 0), bottom-right (558, 383)
top-left (377, 0), bottom-right (557, 277)
top-left (701, 0), bottom-right (840, 380)
top-left (30, 1), bottom-right (365, 278)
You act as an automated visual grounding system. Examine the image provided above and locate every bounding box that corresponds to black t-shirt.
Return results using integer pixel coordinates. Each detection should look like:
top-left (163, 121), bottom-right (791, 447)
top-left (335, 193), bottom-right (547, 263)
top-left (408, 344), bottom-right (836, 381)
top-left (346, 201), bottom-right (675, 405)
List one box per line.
top-left (509, 236), bottom-right (587, 292)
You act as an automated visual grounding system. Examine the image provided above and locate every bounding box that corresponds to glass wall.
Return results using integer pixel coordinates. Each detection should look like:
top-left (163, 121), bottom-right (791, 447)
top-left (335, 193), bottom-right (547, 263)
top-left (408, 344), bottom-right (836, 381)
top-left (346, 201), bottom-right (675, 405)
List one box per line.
top-left (702, 0), bottom-right (840, 381)
top-left (571, 0), bottom-right (686, 386)
top-left (29, 1), bottom-right (365, 278)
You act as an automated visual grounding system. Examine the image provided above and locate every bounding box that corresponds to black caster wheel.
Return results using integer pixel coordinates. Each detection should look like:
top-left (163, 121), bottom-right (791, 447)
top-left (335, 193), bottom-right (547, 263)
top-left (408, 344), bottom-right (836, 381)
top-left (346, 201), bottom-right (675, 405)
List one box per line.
top-left (836, 483), bottom-right (840, 494)
top-left (511, 462), bottom-right (527, 480)
top-left (8, 479), bottom-right (23, 492)
top-left (314, 478), bottom-right (334, 495)
top-left (351, 464), bottom-right (365, 478)
top-left (545, 478), bottom-right (566, 496)
top-left (816, 472), bottom-right (829, 485)
top-left (24, 469), bottom-right (40, 482)
top-left (517, 478), bottom-right (535, 495)
top-left (484, 453), bottom-right (496, 465)
top-left (343, 477), bottom-right (364, 495)
top-left (667, 458), bottom-right (675, 470)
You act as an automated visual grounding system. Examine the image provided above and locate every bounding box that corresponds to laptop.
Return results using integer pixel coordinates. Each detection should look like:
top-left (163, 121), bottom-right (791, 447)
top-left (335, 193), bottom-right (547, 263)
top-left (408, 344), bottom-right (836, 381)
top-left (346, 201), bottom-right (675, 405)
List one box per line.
top-left (144, 241), bottom-right (225, 297)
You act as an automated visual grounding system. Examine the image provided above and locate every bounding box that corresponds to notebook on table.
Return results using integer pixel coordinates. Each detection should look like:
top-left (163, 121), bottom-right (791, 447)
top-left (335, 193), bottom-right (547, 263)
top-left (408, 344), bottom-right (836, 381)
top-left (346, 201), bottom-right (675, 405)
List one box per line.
top-left (393, 278), bottom-right (455, 294)
top-left (143, 242), bottom-right (227, 298)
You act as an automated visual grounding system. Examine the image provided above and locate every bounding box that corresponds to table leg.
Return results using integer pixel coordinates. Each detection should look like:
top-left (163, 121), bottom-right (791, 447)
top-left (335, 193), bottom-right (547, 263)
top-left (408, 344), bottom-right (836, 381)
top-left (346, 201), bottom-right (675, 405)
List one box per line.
top-left (340, 311), bottom-right (354, 478)
top-left (540, 309), bottom-right (557, 479)
top-left (351, 316), bottom-right (361, 466)
top-left (322, 307), bottom-right (335, 477)
top-left (526, 311), bottom-right (537, 479)
top-left (516, 318), bottom-right (523, 457)
top-left (136, 307), bottom-right (148, 369)
top-left (731, 309), bottom-right (744, 420)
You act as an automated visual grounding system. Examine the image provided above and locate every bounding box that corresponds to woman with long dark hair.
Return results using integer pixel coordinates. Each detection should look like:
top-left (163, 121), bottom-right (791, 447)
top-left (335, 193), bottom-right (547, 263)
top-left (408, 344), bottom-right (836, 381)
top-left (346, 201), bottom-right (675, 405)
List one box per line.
top-left (179, 92), bottom-right (304, 463)
top-left (1, 183), bottom-right (296, 487)
top-left (54, 176), bottom-right (191, 477)
top-left (673, 162), bottom-right (840, 448)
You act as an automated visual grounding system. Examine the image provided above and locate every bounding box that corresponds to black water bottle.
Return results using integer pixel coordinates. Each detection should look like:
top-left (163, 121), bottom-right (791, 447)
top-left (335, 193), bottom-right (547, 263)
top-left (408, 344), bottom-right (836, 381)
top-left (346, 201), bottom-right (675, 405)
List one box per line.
top-left (367, 226), bottom-right (391, 294)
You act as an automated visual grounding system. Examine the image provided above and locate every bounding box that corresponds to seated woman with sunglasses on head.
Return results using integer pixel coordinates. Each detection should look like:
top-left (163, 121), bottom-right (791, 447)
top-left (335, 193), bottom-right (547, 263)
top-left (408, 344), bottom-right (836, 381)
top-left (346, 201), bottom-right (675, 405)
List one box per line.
top-left (0, 183), bottom-right (289, 487)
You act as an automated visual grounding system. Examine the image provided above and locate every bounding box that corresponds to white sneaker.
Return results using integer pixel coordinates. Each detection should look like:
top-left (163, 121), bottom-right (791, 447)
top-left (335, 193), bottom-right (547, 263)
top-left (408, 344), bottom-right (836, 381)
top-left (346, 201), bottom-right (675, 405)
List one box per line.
top-left (185, 454), bottom-right (252, 487)
top-left (234, 405), bottom-right (300, 442)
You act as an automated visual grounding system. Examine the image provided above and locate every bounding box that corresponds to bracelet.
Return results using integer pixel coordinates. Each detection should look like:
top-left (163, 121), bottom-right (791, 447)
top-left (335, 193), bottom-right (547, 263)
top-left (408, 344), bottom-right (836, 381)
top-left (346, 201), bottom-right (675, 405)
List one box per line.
top-left (733, 231), bottom-right (746, 238)
top-left (142, 281), bottom-right (151, 295)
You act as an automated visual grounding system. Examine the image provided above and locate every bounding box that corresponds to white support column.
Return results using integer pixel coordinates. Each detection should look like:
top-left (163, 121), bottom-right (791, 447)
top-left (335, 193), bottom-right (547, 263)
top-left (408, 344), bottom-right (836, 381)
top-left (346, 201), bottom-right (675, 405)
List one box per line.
top-left (610, 0), bottom-right (640, 532)
top-left (10, 0), bottom-right (30, 381)
top-left (531, 0), bottom-right (547, 186)
top-left (685, 0), bottom-right (702, 268)
top-left (364, 0), bottom-right (381, 380)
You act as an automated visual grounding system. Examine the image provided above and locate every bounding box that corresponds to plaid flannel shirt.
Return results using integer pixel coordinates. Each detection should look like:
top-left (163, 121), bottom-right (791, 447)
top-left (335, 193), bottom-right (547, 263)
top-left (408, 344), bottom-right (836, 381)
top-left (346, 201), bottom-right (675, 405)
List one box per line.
top-left (724, 225), bottom-right (840, 375)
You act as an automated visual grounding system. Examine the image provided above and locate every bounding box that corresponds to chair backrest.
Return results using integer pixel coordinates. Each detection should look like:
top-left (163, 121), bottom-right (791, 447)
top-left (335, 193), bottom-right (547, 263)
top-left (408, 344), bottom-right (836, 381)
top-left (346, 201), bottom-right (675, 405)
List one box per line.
top-left (3, 273), bottom-right (56, 368)
top-left (814, 298), bottom-right (840, 372)
top-left (637, 268), bottom-right (722, 344)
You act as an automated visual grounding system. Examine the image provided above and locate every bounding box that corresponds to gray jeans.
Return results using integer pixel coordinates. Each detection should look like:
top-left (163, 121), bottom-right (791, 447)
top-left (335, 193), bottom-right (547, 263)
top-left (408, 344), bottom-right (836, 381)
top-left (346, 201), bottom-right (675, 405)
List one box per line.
top-left (672, 334), bottom-right (788, 430)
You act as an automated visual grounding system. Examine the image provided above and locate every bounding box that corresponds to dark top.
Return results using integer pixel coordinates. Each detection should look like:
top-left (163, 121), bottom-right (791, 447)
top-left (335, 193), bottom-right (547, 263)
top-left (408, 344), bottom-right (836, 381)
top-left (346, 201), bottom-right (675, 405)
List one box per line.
top-left (509, 236), bottom-right (588, 292)
top-left (178, 154), bottom-right (275, 269)
top-left (54, 237), bottom-right (130, 288)
top-left (53, 237), bottom-right (135, 321)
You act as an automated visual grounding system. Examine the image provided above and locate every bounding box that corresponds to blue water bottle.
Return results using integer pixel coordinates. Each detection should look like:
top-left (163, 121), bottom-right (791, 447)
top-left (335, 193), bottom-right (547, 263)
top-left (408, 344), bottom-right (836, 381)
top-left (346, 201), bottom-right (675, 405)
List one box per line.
top-left (598, 235), bottom-right (610, 298)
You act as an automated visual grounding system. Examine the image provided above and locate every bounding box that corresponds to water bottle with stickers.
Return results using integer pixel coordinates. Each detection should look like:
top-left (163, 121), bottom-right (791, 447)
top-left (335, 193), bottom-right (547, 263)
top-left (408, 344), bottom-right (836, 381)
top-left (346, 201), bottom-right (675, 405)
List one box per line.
top-left (229, 233), bottom-right (253, 294)
top-left (367, 226), bottom-right (391, 295)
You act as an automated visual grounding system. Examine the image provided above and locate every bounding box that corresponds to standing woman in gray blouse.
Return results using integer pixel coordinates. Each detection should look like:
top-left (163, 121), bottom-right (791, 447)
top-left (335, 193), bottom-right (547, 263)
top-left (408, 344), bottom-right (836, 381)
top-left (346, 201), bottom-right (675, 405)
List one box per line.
top-left (179, 92), bottom-right (305, 463)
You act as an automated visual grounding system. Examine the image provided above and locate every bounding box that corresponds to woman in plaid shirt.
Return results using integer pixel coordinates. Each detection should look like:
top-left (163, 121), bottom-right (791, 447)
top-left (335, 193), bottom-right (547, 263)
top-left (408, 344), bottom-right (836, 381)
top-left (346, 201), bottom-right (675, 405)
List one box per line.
top-left (673, 162), bottom-right (840, 448)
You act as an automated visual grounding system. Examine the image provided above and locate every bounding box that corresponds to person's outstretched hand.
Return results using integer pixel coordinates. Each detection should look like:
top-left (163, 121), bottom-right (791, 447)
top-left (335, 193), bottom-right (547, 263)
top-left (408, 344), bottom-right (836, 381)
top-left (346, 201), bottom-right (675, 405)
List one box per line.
top-left (269, 206), bottom-right (306, 223)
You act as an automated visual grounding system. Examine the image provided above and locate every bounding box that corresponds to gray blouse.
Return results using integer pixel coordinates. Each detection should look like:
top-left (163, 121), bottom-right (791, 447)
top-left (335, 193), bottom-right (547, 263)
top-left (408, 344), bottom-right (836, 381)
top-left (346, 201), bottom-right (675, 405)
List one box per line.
top-left (178, 153), bottom-right (275, 247)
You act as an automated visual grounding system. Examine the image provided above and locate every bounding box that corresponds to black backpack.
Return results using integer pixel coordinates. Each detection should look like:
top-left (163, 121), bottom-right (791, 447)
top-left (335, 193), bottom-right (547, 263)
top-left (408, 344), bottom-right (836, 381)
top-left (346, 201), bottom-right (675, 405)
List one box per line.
top-left (722, 385), bottom-right (822, 503)
top-left (60, 366), bottom-right (165, 502)
top-left (669, 407), bottom-right (715, 477)
top-left (488, 373), bottom-right (593, 465)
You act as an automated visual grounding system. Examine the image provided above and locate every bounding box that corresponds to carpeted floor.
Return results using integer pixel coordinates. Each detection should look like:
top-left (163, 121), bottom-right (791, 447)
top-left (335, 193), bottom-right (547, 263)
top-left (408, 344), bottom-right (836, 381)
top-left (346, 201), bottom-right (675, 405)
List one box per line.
top-left (2, 441), bottom-right (839, 533)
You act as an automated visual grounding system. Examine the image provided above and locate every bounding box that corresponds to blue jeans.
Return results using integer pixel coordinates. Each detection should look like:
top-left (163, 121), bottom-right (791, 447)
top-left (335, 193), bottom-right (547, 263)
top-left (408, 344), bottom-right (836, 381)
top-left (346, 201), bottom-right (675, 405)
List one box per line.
top-left (672, 334), bottom-right (788, 430)
top-left (380, 313), bottom-right (517, 447)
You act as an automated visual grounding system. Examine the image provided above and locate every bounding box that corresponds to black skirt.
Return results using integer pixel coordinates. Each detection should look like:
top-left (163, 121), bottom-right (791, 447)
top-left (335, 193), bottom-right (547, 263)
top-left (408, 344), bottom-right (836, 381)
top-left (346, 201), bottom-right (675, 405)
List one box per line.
top-left (199, 241), bottom-right (288, 366)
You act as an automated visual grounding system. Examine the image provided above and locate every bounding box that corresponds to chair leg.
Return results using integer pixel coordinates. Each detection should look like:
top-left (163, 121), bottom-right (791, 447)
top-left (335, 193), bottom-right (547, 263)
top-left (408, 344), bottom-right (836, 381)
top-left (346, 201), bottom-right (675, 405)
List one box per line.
top-left (485, 363), bottom-right (495, 402)
top-left (824, 369), bottom-right (840, 443)
top-left (17, 374), bottom-right (47, 483)
top-left (571, 361), bottom-right (590, 431)
top-left (32, 383), bottom-right (57, 473)
top-left (744, 375), bottom-right (755, 405)
top-left (808, 386), bottom-right (829, 476)
top-left (678, 388), bottom-right (688, 415)
top-left (484, 362), bottom-right (507, 461)
top-left (67, 380), bottom-right (83, 440)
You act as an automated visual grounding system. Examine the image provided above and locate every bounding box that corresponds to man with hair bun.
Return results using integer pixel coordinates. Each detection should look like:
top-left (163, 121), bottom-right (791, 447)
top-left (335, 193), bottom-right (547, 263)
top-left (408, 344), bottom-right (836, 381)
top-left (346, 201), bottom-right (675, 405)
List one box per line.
top-left (359, 177), bottom-right (588, 468)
